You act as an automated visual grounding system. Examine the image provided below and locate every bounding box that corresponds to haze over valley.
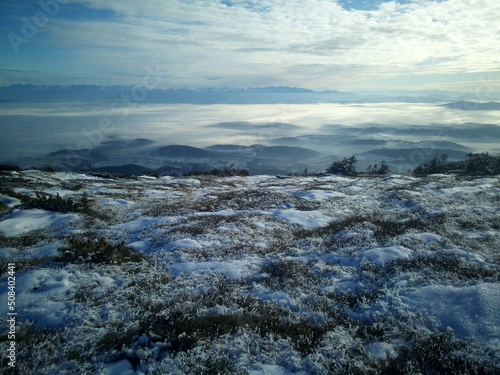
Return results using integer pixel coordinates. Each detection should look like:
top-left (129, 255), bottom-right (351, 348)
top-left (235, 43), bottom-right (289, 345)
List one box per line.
top-left (1, 86), bottom-right (500, 175)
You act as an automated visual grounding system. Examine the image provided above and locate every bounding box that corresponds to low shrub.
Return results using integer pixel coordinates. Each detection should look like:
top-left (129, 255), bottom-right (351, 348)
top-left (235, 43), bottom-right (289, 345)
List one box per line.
top-left (465, 152), bottom-right (500, 175)
top-left (260, 259), bottom-right (317, 288)
top-left (384, 253), bottom-right (499, 282)
top-left (0, 188), bottom-right (30, 202)
top-left (22, 192), bottom-right (82, 213)
top-left (135, 307), bottom-right (330, 357)
top-left (296, 212), bottom-right (449, 244)
top-left (383, 328), bottom-right (500, 375)
top-left (57, 237), bottom-right (145, 264)
top-left (413, 152), bottom-right (500, 176)
top-left (30, 166), bottom-right (57, 172)
top-left (366, 161), bottom-right (391, 175)
top-left (0, 201), bottom-right (8, 212)
top-left (326, 155), bottom-right (358, 176)
top-left (0, 229), bottom-right (47, 249)
top-left (413, 154), bottom-right (449, 176)
top-left (0, 163), bottom-right (22, 172)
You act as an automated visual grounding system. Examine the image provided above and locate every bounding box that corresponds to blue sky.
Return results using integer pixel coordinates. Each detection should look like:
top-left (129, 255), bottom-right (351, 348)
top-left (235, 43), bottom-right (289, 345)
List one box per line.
top-left (0, 0), bottom-right (499, 91)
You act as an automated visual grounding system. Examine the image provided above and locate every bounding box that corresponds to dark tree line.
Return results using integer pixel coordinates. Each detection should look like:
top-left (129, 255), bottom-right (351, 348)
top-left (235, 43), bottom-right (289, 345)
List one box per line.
top-left (326, 156), bottom-right (391, 176)
top-left (413, 152), bottom-right (500, 176)
top-left (326, 152), bottom-right (500, 177)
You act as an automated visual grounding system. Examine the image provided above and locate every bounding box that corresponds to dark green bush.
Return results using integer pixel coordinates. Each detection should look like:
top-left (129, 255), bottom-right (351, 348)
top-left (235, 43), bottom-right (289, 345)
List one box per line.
top-left (465, 152), bottom-right (500, 175)
top-left (413, 154), bottom-right (449, 176)
top-left (0, 163), bottom-right (22, 172)
top-left (57, 237), bottom-right (145, 264)
top-left (18, 192), bottom-right (105, 217)
top-left (30, 166), bottom-right (57, 172)
top-left (326, 155), bottom-right (358, 176)
top-left (413, 152), bottom-right (500, 176)
top-left (366, 161), bottom-right (390, 175)
top-left (22, 192), bottom-right (82, 213)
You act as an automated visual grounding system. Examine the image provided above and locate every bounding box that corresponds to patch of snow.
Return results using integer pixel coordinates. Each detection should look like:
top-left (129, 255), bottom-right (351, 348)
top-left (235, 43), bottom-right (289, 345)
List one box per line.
top-left (440, 248), bottom-right (488, 264)
top-left (21, 243), bottom-right (61, 259)
top-left (366, 341), bottom-right (398, 362)
top-left (436, 185), bottom-right (498, 196)
top-left (0, 209), bottom-right (78, 236)
top-left (427, 173), bottom-right (455, 178)
top-left (342, 186), bottom-right (363, 192)
top-left (317, 175), bottom-right (353, 183)
top-left (165, 239), bottom-right (203, 251)
top-left (388, 198), bottom-right (419, 210)
top-left (255, 241), bottom-right (269, 249)
top-left (361, 246), bottom-right (413, 266)
top-left (99, 197), bottom-right (135, 206)
top-left (408, 232), bottom-right (442, 243)
top-left (12, 188), bottom-right (37, 198)
top-left (162, 178), bottom-right (201, 186)
top-left (464, 178), bottom-right (498, 185)
top-left (128, 240), bottom-right (151, 252)
top-left (0, 268), bottom-right (77, 329)
top-left (171, 259), bottom-right (257, 279)
top-left (141, 188), bottom-right (171, 196)
top-left (383, 178), bottom-right (410, 185)
top-left (42, 188), bottom-right (78, 197)
top-left (249, 364), bottom-right (305, 375)
top-left (93, 275), bottom-right (122, 295)
top-left (403, 283), bottom-right (500, 346)
top-left (257, 290), bottom-right (295, 308)
top-left (101, 359), bottom-right (135, 375)
top-left (0, 194), bottom-right (21, 208)
top-left (195, 208), bottom-right (239, 217)
top-left (111, 216), bottom-right (179, 232)
top-left (299, 190), bottom-right (346, 201)
top-left (266, 209), bottom-right (333, 229)
top-left (466, 230), bottom-right (499, 240)
top-left (89, 187), bottom-right (128, 194)
top-left (385, 174), bottom-right (417, 181)
top-left (0, 247), bottom-right (17, 259)
top-left (21, 302), bottom-right (70, 329)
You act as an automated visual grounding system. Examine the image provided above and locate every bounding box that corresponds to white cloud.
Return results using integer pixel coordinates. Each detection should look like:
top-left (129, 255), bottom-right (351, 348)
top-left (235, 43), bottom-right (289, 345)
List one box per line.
top-left (10, 0), bottom-right (500, 89)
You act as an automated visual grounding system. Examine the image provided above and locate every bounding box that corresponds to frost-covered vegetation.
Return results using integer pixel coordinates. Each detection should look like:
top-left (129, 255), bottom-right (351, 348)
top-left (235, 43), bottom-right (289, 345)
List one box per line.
top-left (0, 169), bottom-right (499, 374)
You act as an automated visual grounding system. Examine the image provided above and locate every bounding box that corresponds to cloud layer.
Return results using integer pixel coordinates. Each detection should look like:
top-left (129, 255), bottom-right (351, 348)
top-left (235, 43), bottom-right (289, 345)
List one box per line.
top-left (1, 0), bottom-right (499, 90)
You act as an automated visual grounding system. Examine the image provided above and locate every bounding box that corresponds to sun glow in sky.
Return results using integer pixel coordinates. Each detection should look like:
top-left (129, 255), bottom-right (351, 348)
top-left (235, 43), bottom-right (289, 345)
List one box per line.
top-left (0, 0), bottom-right (499, 91)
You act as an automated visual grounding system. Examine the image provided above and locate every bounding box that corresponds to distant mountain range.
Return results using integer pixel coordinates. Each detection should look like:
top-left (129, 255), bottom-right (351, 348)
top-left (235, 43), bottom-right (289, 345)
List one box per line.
top-left (34, 126), bottom-right (498, 176)
top-left (2, 84), bottom-right (499, 104)
top-left (38, 142), bottom-right (326, 175)
top-left (5, 120), bottom-right (495, 175)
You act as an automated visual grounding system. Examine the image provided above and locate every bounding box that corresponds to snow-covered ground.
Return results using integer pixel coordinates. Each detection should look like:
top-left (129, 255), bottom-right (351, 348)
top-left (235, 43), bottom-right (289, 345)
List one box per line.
top-left (0, 170), bottom-right (499, 374)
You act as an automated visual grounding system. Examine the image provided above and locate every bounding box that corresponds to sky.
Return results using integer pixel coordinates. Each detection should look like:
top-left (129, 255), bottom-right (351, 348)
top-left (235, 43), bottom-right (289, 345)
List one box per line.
top-left (0, 0), bottom-right (499, 91)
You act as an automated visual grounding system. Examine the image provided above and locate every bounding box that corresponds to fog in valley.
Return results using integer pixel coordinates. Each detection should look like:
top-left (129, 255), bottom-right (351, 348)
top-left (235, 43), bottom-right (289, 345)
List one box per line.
top-left (2, 99), bottom-right (499, 175)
